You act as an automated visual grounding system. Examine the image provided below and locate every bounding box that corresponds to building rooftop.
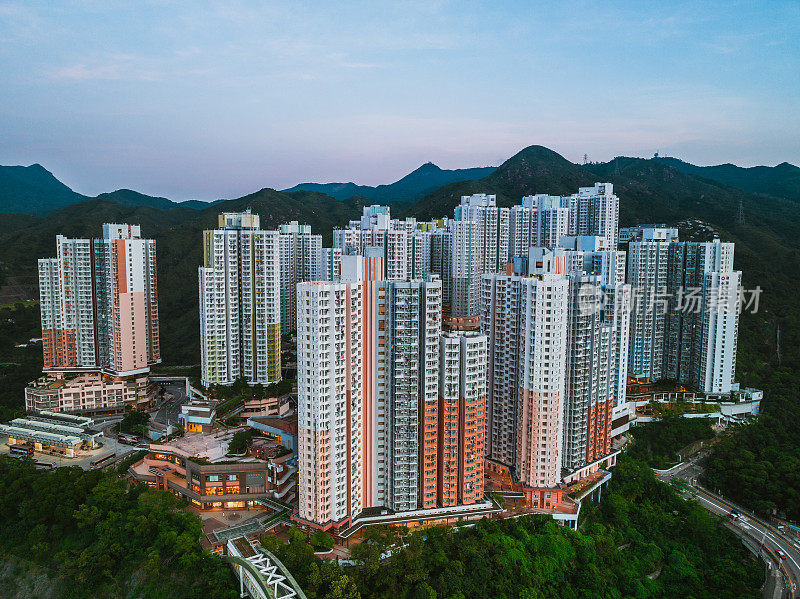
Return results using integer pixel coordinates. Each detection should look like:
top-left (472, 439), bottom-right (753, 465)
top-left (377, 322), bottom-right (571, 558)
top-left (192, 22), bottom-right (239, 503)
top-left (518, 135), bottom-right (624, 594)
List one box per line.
top-left (249, 415), bottom-right (297, 435)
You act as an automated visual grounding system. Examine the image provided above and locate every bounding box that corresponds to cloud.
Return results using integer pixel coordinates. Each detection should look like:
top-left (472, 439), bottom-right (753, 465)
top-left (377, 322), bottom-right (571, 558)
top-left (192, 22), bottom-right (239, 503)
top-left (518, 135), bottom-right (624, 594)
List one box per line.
top-left (49, 55), bottom-right (160, 82)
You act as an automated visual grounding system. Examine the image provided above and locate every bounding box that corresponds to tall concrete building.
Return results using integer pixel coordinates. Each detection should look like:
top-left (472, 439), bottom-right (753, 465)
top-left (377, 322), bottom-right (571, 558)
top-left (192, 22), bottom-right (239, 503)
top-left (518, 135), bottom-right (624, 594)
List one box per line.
top-left (296, 280), bottom-right (363, 529)
top-left (569, 183), bottom-right (620, 247)
top-left (508, 183), bottom-right (619, 259)
top-left (627, 228), bottom-right (678, 381)
top-left (299, 258), bottom-right (490, 528)
top-left (522, 195), bottom-right (570, 251)
top-left (438, 331), bottom-right (487, 507)
top-left (278, 221), bottom-right (321, 332)
top-left (334, 205), bottom-right (410, 280)
top-left (454, 194), bottom-right (510, 274)
top-left (429, 227), bottom-right (453, 313)
top-left (38, 223), bottom-right (160, 376)
top-left (513, 274), bottom-right (570, 488)
top-left (199, 211), bottom-right (281, 387)
top-left (481, 272), bottom-right (569, 487)
top-left (663, 240), bottom-right (741, 393)
top-left (628, 229), bottom-right (741, 394)
top-left (319, 247), bottom-right (342, 281)
top-left (450, 219), bottom-right (482, 319)
top-left (383, 278), bottom-right (442, 512)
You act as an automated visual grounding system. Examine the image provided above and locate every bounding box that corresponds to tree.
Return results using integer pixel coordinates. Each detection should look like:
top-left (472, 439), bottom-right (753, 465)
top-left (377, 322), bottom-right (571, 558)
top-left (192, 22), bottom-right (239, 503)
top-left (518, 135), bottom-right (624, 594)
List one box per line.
top-left (227, 429), bottom-right (255, 454)
top-left (310, 530), bottom-right (334, 552)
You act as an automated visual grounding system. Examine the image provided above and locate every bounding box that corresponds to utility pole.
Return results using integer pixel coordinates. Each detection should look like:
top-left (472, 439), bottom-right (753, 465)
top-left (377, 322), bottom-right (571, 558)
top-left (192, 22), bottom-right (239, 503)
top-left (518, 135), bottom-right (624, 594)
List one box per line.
top-left (736, 198), bottom-right (745, 225)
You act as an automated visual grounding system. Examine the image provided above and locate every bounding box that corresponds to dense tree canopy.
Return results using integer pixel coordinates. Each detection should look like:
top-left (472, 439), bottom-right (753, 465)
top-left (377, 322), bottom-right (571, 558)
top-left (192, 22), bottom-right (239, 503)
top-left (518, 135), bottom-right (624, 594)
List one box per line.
top-left (626, 417), bottom-right (714, 469)
top-left (0, 458), bottom-right (237, 598)
top-left (266, 455), bottom-right (760, 599)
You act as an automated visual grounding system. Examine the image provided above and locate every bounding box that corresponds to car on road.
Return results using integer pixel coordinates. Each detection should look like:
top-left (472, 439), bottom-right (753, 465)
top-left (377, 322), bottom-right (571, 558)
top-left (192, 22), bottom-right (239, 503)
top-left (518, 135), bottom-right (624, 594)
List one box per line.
top-left (776, 549), bottom-right (788, 560)
top-left (729, 509), bottom-right (740, 521)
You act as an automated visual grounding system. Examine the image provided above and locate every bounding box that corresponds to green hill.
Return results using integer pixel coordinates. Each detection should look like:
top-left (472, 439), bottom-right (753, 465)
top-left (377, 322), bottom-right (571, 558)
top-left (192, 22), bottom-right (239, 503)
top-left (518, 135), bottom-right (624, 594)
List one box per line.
top-left (0, 164), bottom-right (84, 215)
top-left (284, 161), bottom-right (496, 205)
top-left (0, 164), bottom-right (218, 215)
top-left (653, 156), bottom-right (800, 202)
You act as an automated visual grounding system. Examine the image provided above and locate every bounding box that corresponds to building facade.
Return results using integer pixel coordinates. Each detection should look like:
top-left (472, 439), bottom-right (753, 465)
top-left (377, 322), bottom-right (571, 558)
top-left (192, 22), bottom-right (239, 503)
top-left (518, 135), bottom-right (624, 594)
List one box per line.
top-left (296, 281), bottom-right (363, 529)
top-left (438, 332), bottom-right (487, 507)
top-left (199, 212), bottom-right (281, 387)
top-left (38, 223), bottom-right (160, 376)
top-left (278, 221), bottom-right (321, 333)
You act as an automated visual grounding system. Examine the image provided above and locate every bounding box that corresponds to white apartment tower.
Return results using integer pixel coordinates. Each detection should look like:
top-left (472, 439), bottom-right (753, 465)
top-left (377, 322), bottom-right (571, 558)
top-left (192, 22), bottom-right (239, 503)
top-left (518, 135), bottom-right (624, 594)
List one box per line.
top-left (199, 212), bottom-right (281, 387)
top-left (450, 219), bottom-right (482, 319)
top-left (278, 221), bottom-right (321, 332)
top-left (454, 194), bottom-right (510, 274)
top-left (663, 240), bottom-right (741, 393)
top-left (297, 281), bottom-right (363, 528)
top-left (626, 228), bottom-right (678, 381)
top-left (570, 183), bottom-right (620, 247)
top-left (383, 278), bottom-right (442, 512)
top-left (319, 247), bottom-right (342, 281)
top-left (521, 195), bottom-right (570, 251)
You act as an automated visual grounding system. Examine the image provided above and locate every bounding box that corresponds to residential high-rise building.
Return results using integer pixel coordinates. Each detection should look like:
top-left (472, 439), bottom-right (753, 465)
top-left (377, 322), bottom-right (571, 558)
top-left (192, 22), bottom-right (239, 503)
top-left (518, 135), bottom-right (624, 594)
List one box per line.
top-left (38, 223), bottom-right (160, 376)
top-left (509, 203), bottom-right (534, 260)
top-left (383, 278), bottom-right (442, 512)
top-left (569, 183), bottom-right (620, 247)
top-left (627, 228), bottom-right (678, 381)
top-left (455, 194), bottom-right (510, 274)
top-left (561, 275), bottom-right (614, 471)
top-left (628, 230), bottom-right (741, 394)
top-left (438, 331), bottom-right (487, 507)
top-left (481, 272), bottom-right (569, 485)
top-left (278, 221), bottom-right (321, 332)
top-left (451, 219), bottom-right (482, 319)
top-left (407, 230), bottom-right (432, 279)
top-left (513, 274), bottom-right (570, 488)
top-left (429, 227), bottom-right (453, 313)
top-left (663, 240), bottom-right (741, 393)
top-left (199, 211), bottom-right (281, 387)
top-left (297, 280), bottom-right (363, 529)
top-left (319, 247), bottom-right (342, 281)
top-left (522, 195), bottom-right (570, 250)
top-left (334, 205), bottom-right (412, 280)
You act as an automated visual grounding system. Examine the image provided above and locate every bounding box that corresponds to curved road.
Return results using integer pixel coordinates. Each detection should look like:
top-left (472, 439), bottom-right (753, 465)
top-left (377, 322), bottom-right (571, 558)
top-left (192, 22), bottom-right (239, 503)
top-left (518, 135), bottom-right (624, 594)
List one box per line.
top-left (657, 459), bottom-right (800, 599)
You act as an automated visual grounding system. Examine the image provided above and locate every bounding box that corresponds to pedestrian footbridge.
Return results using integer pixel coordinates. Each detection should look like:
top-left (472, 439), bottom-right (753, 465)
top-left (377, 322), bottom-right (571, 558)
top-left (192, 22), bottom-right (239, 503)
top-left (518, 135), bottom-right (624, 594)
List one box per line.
top-left (225, 536), bottom-right (307, 599)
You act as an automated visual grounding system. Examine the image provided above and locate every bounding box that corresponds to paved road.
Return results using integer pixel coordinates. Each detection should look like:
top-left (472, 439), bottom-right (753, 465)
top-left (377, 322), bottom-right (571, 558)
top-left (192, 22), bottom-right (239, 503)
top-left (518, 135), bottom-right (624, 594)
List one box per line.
top-left (152, 384), bottom-right (189, 427)
top-left (657, 458), bottom-right (800, 599)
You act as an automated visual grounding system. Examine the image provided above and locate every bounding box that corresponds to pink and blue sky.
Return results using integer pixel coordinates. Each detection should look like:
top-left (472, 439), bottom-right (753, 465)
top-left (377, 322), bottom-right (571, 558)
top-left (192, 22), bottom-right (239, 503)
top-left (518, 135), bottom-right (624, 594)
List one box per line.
top-left (0, 1), bottom-right (798, 200)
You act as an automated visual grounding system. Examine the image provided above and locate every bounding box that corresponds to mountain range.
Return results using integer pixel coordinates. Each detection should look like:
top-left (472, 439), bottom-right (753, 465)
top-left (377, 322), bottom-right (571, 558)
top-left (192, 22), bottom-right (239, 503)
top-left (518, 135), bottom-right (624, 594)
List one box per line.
top-left (282, 162), bottom-right (497, 204)
top-left (0, 145), bottom-right (798, 369)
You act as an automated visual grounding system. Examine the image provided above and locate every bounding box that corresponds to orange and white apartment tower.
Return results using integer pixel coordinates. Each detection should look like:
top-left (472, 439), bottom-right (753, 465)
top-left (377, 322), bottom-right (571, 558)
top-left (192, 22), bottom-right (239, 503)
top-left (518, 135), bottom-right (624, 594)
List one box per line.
top-left (38, 223), bottom-right (160, 376)
top-left (481, 272), bottom-right (569, 488)
top-left (341, 252), bottom-right (442, 513)
top-left (438, 331), bottom-right (487, 507)
top-left (296, 280), bottom-right (363, 529)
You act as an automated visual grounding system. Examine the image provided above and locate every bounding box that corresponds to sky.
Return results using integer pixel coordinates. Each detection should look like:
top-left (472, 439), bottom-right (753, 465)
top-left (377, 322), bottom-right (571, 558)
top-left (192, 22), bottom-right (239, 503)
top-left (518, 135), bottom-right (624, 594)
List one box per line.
top-left (0, 1), bottom-right (798, 201)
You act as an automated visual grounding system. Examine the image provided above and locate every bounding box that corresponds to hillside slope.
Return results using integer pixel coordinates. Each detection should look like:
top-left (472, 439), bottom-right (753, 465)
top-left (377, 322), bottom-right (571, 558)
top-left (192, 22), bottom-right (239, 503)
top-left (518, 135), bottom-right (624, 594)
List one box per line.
top-left (0, 164), bottom-right (84, 215)
top-left (285, 162), bottom-right (496, 204)
top-left (0, 164), bottom-right (217, 215)
top-left (653, 156), bottom-right (800, 202)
